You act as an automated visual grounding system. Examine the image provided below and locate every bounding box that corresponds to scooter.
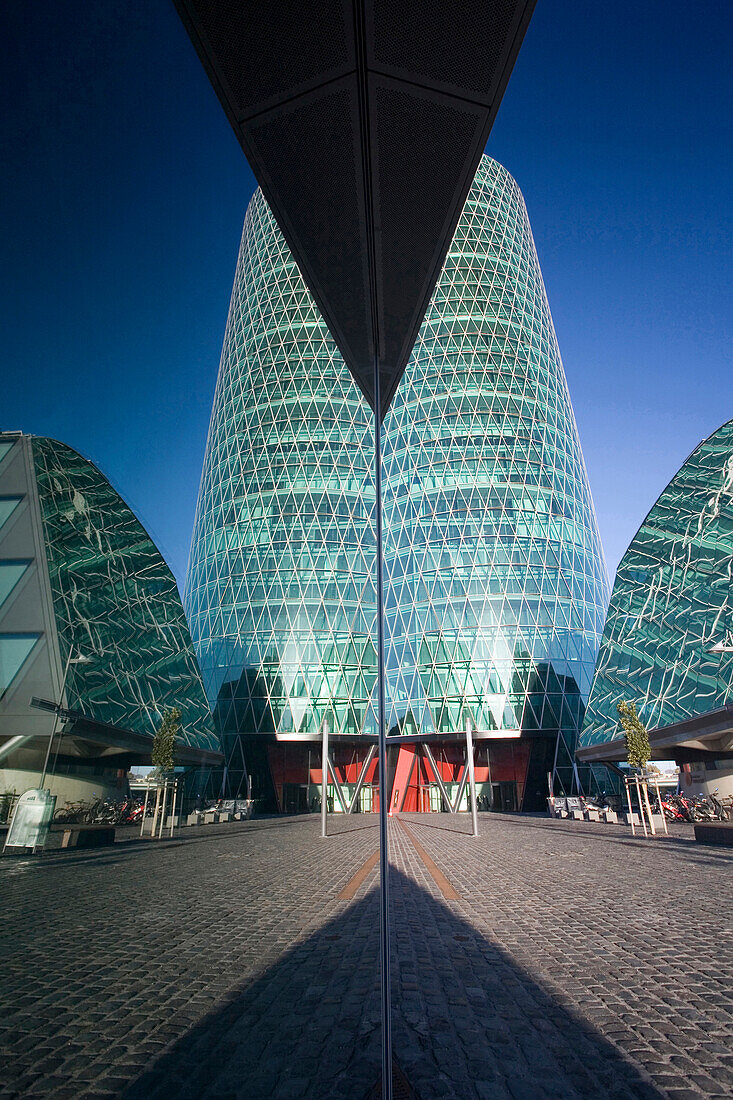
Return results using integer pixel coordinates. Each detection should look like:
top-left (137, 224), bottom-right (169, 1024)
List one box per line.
top-left (691, 794), bottom-right (718, 821)
top-left (708, 789), bottom-right (730, 821)
top-left (654, 794), bottom-right (685, 821)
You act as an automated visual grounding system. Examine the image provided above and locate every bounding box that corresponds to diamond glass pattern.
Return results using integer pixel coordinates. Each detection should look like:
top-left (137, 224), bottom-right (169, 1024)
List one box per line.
top-left (582, 418), bottom-right (733, 747)
top-left (185, 190), bottom-right (378, 749)
top-left (0, 562), bottom-right (30, 610)
top-left (32, 438), bottom-right (218, 752)
top-left (186, 157), bottom-right (609, 787)
top-left (0, 634), bottom-right (40, 698)
top-left (0, 498), bottom-right (22, 534)
top-left (383, 159), bottom-right (609, 778)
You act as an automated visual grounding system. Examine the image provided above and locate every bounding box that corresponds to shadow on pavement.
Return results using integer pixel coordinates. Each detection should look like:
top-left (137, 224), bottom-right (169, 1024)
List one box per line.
top-left (120, 869), bottom-right (664, 1100)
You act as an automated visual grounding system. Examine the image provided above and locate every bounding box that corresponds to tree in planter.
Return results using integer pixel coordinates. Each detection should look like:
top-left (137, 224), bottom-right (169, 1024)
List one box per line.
top-left (617, 700), bottom-right (656, 833)
top-left (150, 707), bottom-right (180, 837)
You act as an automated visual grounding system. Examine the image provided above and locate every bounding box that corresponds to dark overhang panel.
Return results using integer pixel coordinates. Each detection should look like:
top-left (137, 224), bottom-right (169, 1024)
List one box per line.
top-left (174, 0), bottom-right (536, 418)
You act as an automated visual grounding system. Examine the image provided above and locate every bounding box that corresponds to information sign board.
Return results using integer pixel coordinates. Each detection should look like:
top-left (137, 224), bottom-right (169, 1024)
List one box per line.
top-left (4, 789), bottom-right (56, 851)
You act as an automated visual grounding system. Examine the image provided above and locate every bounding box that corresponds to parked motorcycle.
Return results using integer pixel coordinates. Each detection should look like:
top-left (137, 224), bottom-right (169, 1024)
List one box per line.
top-left (708, 789), bottom-right (730, 821)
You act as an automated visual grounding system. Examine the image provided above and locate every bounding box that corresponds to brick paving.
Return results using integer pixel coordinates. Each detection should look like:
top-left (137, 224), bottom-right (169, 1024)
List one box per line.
top-left (1, 813), bottom-right (731, 1099)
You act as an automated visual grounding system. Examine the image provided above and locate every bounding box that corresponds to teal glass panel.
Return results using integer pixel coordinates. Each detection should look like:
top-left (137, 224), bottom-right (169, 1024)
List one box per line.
top-left (186, 157), bottom-right (610, 796)
top-left (0, 442), bottom-right (14, 468)
top-left (0, 633), bottom-right (40, 697)
top-left (582, 418), bottom-right (733, 747)
top-left (0, 497), bottom-right (22, 533)
top-left (185, 187), bottom-right (377, 764)
top-left (382, 159), bottom-right (610, 789)
top-left (31, 438), bottom-right (219, 752)
top-left (0, 561), bottom-right (30, 609)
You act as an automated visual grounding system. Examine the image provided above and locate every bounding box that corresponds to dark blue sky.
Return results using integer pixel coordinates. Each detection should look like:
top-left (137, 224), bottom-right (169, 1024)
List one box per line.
top-left (2, 1), bottom-right (731, 584)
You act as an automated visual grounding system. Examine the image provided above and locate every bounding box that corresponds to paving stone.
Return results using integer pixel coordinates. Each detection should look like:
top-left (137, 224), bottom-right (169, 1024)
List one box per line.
top-left (2, 814), bottom-right (732, 1098)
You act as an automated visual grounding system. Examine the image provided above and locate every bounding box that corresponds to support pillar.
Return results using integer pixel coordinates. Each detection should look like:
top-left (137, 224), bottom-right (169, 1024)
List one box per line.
top-left (466, 720), bottom-right (478, 837)
top-left (373, 365), bottom-right (392, 1100)
top-left (321, 719), bottom-right (329, 839)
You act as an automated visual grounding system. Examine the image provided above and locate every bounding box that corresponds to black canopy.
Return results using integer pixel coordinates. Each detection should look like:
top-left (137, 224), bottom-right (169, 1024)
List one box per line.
top-left (174, 0), bottom-right (536, 418)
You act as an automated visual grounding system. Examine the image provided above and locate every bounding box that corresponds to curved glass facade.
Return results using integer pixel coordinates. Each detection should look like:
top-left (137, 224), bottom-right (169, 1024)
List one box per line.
top-left (383, 159), bottom-right (609, 791)
top-left (186, 157), bottom-right (609, 801)
top-left (581, 419), bottom-right (733, 748)
top-left (184, 190), bottom-right (377, 750)
top-left (31, 437), bottom-right (219, 752)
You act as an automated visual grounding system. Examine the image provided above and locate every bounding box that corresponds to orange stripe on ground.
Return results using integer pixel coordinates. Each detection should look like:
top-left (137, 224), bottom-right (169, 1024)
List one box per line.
top-left (399, 819), bottom-right (461, 901)
top-left (337, 849), bottom-right (380, 900)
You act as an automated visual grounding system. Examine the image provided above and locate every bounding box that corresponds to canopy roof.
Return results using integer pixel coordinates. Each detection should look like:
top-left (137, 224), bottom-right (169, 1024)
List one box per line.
top-left (576, 706), bottom-right (733, 766)
top-left (174, 0), bottom-right (536, 417)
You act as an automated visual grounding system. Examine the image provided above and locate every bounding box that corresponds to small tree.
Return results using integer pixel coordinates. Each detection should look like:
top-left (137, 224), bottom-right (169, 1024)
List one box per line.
top-left (617, 700), bottom-right (651, 771)
top-left (150, 708), bottom-right (180, 838)
top-left (152, 707), bottom-right (179, 777)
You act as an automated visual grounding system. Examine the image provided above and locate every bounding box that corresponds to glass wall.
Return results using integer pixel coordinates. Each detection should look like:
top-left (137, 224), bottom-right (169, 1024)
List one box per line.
top-left (184, 190), bottom-right (378, 804)
top-left (581, 418), bottom-right (733, 746)
top-left (32, 437), bottom-right (218, 752)
top-left (186, 157), bottom-right (609, 802)
top-left (382, 160), bottom-right (609, 791)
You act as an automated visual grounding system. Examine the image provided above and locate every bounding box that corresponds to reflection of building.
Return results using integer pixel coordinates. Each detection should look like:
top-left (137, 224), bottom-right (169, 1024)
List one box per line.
top-left (186, 158), bottom-right (609, 812)
top-left (579, 420), bottom-right (733, 799)
top-left (0, 433), bottom-right (221, 803)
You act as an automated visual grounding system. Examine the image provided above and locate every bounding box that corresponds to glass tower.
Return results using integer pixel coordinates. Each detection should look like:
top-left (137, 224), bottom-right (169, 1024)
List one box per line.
top-left (184, 188), bottom-right (377, 800)
top-left (186, 156), bottom-right (609, 806)
top-left (581, 418), bottom-right (733, 749)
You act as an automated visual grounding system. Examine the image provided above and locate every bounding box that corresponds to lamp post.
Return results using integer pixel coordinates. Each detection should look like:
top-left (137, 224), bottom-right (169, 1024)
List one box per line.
top-left (38, 651), bottom-right (91, 791)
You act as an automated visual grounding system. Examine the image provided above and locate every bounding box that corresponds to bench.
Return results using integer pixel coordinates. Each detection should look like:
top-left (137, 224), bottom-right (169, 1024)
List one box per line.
top-left (694, 823), bottom-right (733, 847)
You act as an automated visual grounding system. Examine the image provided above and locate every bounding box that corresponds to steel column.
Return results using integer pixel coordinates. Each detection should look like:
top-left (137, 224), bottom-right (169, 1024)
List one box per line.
top-left (373, 367), bottom-right (392, 1100)
top-left (327, 756), bottom-right (350, 814)
top-left (39, 646), bottom-right (74, 790)
top-left (423, 743), bottom-right (454, 812)
top-left (321, 719), bottom-right (329, 838)
top-left (348, 743), bottom-right (377, 813)
top-left (0, 734), bottom-right (32, 764)
top-left (452, 756), bottom-right (470, 813)
top-left (466, 720), bottom-right (479, 837)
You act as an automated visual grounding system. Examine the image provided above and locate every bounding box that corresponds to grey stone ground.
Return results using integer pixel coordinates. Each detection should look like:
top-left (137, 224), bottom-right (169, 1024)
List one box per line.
top-left (1, 813), bottom-right (731, 1099)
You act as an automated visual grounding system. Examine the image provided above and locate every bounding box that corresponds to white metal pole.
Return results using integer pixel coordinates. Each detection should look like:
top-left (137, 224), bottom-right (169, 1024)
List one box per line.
top-left (151, 784), bottom-right (161, 837)
top-left (634, 776), bottom-right (648, 837)
top-left (321, 719), bottom-right (329, 839)
top-left (39, 648), bottom-right (73, 790)
top-left (374, 368), bottom-right (392, 1100)
top-left (170, 780), bottom-right (178, 837)
top-left (140, 782), bottom-right (150, 838)
top-left (466, 719), bottom-right (478, 837)
top-left (158, 784), bottom-right (167, 838)
top-left (654, 777), bottom-right (668, 835)
top-left (641, 777), bottom-right (656, 836)
top-left (625, 777), bottom-right (636, 836)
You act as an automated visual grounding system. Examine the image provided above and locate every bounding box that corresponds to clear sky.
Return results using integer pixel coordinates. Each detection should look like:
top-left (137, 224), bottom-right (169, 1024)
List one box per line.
top-left (2, 0), bottom-right (731, 588)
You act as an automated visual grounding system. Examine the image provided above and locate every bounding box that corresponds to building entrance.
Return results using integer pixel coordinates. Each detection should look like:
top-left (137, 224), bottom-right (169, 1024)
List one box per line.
top-left (282, 783), bottom-right (309, 814)
top-left (491, 781), bottom-right (517, 812)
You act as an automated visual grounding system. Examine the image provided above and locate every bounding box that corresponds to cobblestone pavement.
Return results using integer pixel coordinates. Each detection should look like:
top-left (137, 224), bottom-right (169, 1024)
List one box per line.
top-left (1, 814), bottom-right (731, 1099)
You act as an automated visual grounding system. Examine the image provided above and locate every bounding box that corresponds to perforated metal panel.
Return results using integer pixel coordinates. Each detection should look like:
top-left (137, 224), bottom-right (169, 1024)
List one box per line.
top-left (175, 0), bottom-right (536, 417)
